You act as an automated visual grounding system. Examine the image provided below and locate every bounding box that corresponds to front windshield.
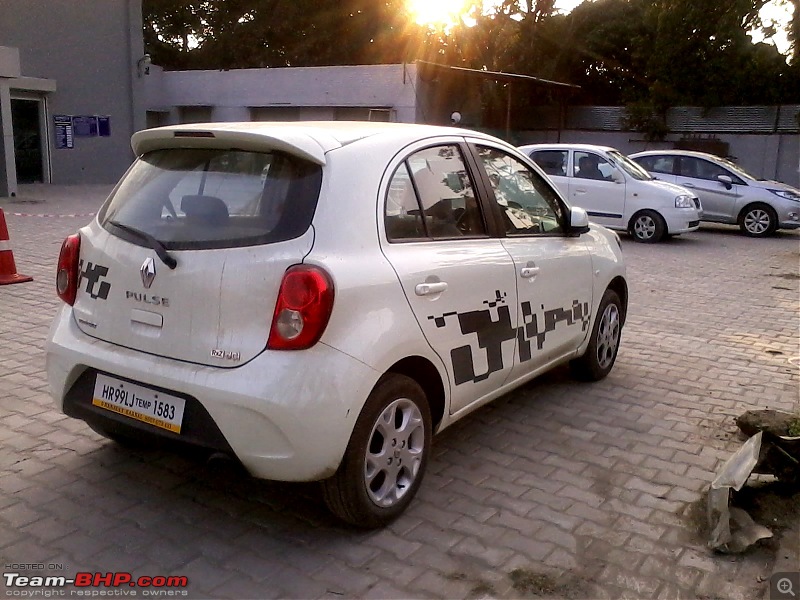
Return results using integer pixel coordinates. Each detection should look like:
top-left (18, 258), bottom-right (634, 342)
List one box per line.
top-left (607, 150), bottom-right (652, 181)
top-left (714, 156), bottom-right (756, 181)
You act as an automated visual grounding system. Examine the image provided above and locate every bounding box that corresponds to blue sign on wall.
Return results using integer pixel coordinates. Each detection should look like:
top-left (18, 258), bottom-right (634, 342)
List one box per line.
top-left (98, 116), bottom-right (111, 137)
top-left (72, 115), bottom-right (98, 137)
top-left (54, 115), bottom-right (74, 149)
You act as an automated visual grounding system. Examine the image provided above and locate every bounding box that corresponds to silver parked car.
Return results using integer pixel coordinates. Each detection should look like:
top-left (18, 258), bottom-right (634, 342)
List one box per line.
top-left (629, 150), bottom-right (800, 237)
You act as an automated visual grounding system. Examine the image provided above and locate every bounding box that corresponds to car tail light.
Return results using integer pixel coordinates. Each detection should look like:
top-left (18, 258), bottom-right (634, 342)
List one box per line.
top-left (56, 234), bottom-right (81, 305)
top-left (268, 265), bottom-right (334, 350)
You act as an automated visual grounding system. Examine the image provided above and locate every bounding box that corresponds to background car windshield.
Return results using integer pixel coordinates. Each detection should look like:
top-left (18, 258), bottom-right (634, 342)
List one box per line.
top-left (99, 148), bottom-right (322, 250)
top-left (607, 150), bottom-right (652, 181)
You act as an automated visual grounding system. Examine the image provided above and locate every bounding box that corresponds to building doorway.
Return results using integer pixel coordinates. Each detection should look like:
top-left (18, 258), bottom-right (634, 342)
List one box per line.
top-left (11, 98), bottom-right (45, 183)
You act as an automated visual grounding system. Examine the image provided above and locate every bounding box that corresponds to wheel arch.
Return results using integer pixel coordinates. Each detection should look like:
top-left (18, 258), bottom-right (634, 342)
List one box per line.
top-left (737, 202), bottom-right (779, 236)
top-left (627, 208), bottom-right (667, 242)
top-left (627, 208), bottom-right (666, 231)
top-left (737, 201), bottom-right (777, 223)
top-left (386, 356), bottom-right (446, 432)
top-left (607, 276), bottom-right (628, 326)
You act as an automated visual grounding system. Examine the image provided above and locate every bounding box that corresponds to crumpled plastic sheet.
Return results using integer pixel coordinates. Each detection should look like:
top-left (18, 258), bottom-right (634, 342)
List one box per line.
top-left (707, 431), bottom-right (773, 553)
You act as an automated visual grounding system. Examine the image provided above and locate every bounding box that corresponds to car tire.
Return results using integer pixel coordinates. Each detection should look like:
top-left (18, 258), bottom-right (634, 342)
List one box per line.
top-left (629, 210), bottom-right (666, 243)
top-left (739, 203), bottom-right (777, 237)
top-left (322, 373), bottom-right (432, 528)
top-left (570, 289), bottom-right (623, 381)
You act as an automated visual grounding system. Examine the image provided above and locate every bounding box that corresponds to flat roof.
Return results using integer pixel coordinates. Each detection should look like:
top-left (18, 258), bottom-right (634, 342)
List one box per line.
top-left (416, 60), bottom-right (580, 91)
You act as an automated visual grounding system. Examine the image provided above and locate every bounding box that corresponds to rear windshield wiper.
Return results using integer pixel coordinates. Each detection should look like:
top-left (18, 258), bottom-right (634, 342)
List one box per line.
top-left (107, 220), bottom-right (177, 270)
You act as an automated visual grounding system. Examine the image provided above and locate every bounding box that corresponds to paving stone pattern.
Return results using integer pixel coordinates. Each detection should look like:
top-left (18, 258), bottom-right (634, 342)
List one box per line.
top-left (1, 185), bottom-right (798, 599)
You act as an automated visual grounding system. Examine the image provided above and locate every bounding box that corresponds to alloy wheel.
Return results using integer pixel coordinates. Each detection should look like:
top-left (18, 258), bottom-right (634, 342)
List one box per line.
top-left (596, 303), bottom-right (621, 370)
top-left (743, 209), bottom-right (770, 235)
top-left (363, 398), bottom-right (425, 508)
top-left (634, 215), bottom-right (656, 240)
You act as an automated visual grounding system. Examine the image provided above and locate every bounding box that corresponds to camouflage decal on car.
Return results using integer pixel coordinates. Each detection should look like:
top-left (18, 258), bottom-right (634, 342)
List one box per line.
top-left (429, 291), bottom-right (591, 385)
top-left (78, 260), bottom-right (111, 300)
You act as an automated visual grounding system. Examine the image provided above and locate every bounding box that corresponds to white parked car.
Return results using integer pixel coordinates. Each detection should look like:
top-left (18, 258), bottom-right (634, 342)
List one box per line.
top-left (47, 122), bottom-right (627, 527)
top-left (519, 144), bottom-right (702, 243)
top-left (629, 150), bottom-right (800, 237)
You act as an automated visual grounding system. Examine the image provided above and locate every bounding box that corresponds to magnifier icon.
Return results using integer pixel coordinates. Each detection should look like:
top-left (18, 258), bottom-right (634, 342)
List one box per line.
top-left (778, 578), bottom-right (796, 597)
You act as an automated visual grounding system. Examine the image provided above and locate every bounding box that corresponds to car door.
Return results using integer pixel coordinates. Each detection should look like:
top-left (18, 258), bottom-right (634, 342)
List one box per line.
top-left (472, 142), bottom-right (594, 382)
top-left (569, 150), bottom-right (626, 229)
top-left (676, 156), bottom-right (743, 221)
top-left (380, 141), bottom-right (519, 415)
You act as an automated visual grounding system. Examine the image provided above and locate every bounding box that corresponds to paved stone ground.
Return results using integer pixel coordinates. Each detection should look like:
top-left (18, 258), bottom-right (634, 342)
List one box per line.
top-left (1, 184), bottom-right (798, 599)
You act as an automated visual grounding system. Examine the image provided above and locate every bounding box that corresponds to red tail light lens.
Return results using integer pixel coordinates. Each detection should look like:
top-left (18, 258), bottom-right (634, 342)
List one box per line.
top-left (56, 234), bottom-right (81, 305)
top-left (268, 265), bottom-right (335, 350)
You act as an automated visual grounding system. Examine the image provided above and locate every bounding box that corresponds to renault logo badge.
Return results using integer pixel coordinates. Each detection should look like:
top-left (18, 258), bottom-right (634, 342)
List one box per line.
top-left (140, 258), bottom-right (156, 289)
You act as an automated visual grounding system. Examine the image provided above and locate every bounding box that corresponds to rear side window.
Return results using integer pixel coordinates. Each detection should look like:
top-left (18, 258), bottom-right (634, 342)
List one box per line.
top-left (530, 150), bottom-right (568, 176)
top-left (99, 149), bottom-right (322, 250)
top-left (385, 145), bottom-right (486, 241)
top-left (636, 155), bottom-right (675, 174)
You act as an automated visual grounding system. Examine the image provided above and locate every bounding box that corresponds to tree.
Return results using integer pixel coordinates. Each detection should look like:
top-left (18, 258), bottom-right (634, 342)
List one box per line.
top-left (142, 0), bottom-right (799, 107)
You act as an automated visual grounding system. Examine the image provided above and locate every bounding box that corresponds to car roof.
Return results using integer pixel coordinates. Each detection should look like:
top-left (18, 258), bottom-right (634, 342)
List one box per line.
top-left (629, 149), bottom-right (723, 161)
top-left (518, 143), bottom-right (618, 153)
top-left (132, 121), bottom-right (493, 166)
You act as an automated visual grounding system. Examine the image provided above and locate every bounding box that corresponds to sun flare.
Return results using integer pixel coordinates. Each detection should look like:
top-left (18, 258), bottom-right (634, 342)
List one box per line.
top-left (406, 0), bottom-right (474, 28)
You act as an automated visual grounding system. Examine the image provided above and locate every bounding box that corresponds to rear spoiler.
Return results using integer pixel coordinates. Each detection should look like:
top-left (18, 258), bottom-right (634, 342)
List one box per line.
top-left (132, 125), bottom-right (329, 165)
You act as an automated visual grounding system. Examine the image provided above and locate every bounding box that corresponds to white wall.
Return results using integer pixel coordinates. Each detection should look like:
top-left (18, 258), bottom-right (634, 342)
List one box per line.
top-left (145, 64), bottom-right (419, 125)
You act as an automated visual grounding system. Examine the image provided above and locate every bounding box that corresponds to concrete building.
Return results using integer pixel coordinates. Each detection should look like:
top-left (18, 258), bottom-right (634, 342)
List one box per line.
top-left (0, 0), bottom-right (146, 196)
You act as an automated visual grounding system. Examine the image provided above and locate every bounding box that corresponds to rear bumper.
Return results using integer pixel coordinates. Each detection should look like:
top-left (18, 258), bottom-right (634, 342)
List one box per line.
top-left (47, 308), bottom-right (379, 482)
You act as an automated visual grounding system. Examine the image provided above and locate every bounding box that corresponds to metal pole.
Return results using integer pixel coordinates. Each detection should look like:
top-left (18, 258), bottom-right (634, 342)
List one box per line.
top-left (505, 83), bottom-right (512, 141)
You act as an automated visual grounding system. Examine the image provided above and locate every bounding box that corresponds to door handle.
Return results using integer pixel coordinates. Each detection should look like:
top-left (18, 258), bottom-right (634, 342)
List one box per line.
top-left (520, 267), bottom-right (540, 278)
top-left (415, 281), bottom-right (448, 296)
top-left (681, 182), bottom-right (696, 188)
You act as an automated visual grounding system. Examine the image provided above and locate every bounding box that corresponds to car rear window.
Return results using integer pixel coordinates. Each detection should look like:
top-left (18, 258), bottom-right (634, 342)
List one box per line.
top-left (99, 148), bottom-right (322, 250)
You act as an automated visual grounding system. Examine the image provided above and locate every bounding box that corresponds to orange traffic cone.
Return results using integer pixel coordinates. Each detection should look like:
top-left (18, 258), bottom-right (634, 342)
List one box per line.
top-left (0, 208), bottom-right (33, 285)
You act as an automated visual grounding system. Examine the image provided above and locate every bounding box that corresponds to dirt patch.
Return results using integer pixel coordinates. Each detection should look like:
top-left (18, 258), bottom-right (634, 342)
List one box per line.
top-left (444, 572), bottom-right (495, 599)
top-left (508, 568), bottom-right (590, 599)
top-left (732, 480), bottom-right (800, 534)
top-left (468, 581), bottom-right (495, 598)
top-left (683, 492), bottom-right (711, 545)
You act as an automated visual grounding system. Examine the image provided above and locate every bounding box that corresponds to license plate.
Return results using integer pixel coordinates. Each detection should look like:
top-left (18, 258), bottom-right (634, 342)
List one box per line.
top-left (92, 374), bottom-right (186, 434)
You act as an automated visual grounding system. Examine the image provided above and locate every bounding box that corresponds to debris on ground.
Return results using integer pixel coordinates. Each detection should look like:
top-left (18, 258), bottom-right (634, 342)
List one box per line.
top-left (707, 410), bottom-right (800, 553)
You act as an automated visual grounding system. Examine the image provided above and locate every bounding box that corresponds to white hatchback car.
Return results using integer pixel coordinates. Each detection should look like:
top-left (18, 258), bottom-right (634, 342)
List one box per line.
top-left (629, 150), bottom-right (800, 237)
top-left (47, 122), bottom-right (627, 527)
top-left (519, 144), bottom-right (702, 243)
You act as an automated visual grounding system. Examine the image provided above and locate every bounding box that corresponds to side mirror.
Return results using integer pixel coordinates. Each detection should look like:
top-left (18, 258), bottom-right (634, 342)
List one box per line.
top-left (611, 170), bottom-right (625, 184)
top-left (717, 175), bottom-right (733, 190)
top-left (568, 206), bottom-right (590, 235)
